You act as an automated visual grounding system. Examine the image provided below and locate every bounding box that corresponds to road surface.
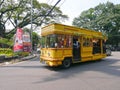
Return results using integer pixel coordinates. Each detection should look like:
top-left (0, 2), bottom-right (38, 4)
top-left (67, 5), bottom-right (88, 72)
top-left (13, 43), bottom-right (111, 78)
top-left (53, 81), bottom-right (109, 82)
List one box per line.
top-left (0, 52), bottom-right (120, 90)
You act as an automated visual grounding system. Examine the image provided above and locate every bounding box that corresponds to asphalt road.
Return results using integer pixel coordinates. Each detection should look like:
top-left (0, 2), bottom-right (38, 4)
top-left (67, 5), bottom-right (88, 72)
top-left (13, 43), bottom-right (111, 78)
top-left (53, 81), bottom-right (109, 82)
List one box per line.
top-left (0, 52), bottom-right (120, 90)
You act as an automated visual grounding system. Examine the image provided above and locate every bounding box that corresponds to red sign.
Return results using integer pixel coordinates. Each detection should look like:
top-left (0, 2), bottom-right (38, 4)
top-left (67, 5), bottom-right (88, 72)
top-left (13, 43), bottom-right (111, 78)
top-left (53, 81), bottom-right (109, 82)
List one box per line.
top-left (23, 42), bottom-right (31, 52)
top-left (23, 33), bottom-right (31, 52)
top-left (13, 28), bottom-right (23, 52)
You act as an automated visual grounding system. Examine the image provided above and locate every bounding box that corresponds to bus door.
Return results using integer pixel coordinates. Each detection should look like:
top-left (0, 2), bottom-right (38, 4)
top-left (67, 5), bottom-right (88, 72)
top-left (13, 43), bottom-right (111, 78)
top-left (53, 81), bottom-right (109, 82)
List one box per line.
top-left (73, 36), bottom-right (81, 61)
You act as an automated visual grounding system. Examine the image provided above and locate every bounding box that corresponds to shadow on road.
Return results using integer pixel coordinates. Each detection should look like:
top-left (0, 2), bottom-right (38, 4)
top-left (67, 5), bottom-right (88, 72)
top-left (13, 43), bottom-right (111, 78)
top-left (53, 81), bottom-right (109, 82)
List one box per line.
top-left (34, 57), bottom-right (120, 84)
top-left (1, 56), bottom-right (120, 84)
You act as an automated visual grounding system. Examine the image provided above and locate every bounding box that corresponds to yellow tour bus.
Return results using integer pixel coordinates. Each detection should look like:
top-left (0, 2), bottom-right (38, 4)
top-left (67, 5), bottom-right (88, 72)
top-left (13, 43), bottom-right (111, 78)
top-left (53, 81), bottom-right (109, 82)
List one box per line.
top-left (40, 23), bottom-right (107, 68)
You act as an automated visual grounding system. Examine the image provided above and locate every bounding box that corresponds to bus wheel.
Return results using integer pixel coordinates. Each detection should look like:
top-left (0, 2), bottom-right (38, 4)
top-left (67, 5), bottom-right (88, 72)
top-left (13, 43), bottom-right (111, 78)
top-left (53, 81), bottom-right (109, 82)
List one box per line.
top-left (62, 59), bottom-right (71, 68)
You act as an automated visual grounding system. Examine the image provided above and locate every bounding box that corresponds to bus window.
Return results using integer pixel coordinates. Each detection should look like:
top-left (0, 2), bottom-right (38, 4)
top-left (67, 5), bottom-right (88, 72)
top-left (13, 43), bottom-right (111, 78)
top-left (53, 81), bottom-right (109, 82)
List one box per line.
top-left (64, 35), bottom-right (72, 48)
top-left (41, 35), bottom-right (57, 48)
top-left (41, 34), bottom-right (72, 48)
top-left (57, 35), bottom-right (64, 48)
top-left (49, 34), bottom-right (57, 48)
top-left (57, 35), bottom-right (72, 48)
top-left (93, 39), bottom-right (101, 54)
top-left (40, 36), bottom-right (46, 48)
top-left (46, 36), bottom-right (50, 48)
top-left (83, 38), bottom-right (91, 47)
top-left (103, 40), bottom-right (106, 53)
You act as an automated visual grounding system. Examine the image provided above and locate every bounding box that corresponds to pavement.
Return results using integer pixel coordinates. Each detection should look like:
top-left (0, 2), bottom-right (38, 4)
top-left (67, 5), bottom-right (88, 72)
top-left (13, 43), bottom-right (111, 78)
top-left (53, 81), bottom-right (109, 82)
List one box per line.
top-left (21, 54), bottom-right (37, 60)
top-left (0, 53), bottom-right (38, 66)
top-left (111, 51), bottom-right (120, 59)
top-left (0, 51), bottom-right (119, 90)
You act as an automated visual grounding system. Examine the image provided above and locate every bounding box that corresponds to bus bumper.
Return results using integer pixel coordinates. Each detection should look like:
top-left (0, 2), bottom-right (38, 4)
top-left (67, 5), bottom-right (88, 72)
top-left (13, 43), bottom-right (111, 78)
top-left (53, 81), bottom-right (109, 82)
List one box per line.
top-left (40, 57), bottom-right (62, 67)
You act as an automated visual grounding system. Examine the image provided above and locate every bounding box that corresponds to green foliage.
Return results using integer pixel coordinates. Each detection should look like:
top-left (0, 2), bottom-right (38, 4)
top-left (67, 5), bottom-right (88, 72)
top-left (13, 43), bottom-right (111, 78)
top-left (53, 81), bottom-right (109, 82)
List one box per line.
top-left (0, 0), bottom-right (68, 38)
top-left (0, 48), bottom-right (14, 57)
top-left (22, 52), bottom-right (29, 57)
top-left (0, 22), bottom-right (5, 37)
top-left (14, 52), bottom-right (29, 57)
top-left (0, 38), bottom-right (13, 47)
top-left (72, 2), bottom-right (120, 46)
top-left (32, 32), bottom-right (40, 50)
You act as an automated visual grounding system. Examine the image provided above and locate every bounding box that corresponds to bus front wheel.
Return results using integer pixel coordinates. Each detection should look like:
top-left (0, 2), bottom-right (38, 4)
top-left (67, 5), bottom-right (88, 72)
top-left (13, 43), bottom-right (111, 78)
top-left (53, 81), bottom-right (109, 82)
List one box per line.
top-left (62, 59), bottom-right (71, 68)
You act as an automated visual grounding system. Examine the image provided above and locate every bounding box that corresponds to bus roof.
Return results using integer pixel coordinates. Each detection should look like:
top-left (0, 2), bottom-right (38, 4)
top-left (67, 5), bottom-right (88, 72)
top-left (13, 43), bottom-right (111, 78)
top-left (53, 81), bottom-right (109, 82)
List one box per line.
top-left (41, 23), bottom-right (107, 39)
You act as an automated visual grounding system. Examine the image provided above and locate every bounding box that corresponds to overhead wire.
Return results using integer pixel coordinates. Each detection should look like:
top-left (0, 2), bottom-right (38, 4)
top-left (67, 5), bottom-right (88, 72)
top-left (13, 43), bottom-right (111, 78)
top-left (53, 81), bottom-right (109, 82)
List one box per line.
top-left (39, 0), bottom-right (62, 26)
top-left (34, 0), bottom-right (65, 32)
top-left (38, 0), bottom-right (53, 26)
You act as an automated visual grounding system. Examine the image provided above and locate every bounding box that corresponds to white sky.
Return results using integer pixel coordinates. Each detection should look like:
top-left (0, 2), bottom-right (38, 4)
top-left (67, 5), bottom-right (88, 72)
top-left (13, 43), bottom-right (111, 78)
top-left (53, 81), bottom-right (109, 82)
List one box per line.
top-left (38, 0), bottom-right (120, 25)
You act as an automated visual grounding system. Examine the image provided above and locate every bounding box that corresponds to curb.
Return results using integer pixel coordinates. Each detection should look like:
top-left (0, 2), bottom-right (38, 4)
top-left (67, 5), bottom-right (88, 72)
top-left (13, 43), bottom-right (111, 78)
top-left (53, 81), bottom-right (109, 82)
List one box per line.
top-left (21, 54), bottom-right (37, 60)
top-left (0, 54), bottom-right (37, 66)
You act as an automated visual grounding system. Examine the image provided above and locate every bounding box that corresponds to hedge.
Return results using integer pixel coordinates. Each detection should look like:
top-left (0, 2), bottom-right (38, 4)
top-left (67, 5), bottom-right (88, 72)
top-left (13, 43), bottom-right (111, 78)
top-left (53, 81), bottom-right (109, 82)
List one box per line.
top-left (0, 38), bottom-right (13, 47)
top-left (0, 48), bottom-right (14, 57)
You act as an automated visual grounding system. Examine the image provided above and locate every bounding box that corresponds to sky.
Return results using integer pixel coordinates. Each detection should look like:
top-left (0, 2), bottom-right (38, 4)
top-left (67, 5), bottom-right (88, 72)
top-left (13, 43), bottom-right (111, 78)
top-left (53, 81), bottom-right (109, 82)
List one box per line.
top-left (38, 0), bottom-right (120, 25)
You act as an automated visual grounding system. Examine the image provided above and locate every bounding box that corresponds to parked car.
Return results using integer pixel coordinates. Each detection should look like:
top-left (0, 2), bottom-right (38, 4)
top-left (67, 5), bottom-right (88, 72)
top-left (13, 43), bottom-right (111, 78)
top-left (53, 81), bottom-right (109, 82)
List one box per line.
top-left (37, 48), bottom-right (41, 54)
top-left (106, 48), bottom-right (112, 56)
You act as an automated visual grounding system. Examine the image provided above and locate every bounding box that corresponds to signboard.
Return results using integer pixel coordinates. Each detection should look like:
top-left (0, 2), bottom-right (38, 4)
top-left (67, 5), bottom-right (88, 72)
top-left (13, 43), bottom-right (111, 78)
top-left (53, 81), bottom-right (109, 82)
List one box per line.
top-left (23, 34), bottom-right (31, 52)
top-left (23, 34), bottom-right (30, 42)
top-left (13, 28), bottom-right (32, 53)
top-left (13, 28), bottom-right (23, 52)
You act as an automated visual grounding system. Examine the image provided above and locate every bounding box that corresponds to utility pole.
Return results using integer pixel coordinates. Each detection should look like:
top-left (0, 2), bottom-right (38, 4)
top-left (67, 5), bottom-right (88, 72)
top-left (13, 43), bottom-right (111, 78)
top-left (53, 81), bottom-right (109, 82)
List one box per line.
top-left (30, 0), bottom-right (33, 54)
top-left (30, 0), bottom-right (61, 53)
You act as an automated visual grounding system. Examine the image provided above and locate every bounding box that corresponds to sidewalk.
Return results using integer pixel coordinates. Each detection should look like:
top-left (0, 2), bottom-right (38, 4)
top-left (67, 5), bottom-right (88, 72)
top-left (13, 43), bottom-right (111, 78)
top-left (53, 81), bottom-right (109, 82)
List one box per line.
top-left (21, 54), bottom-right (37, 60)
top-left (0, 54), bottom-right (38, 66)
top-left (111, 51), bottom-right (120, 58)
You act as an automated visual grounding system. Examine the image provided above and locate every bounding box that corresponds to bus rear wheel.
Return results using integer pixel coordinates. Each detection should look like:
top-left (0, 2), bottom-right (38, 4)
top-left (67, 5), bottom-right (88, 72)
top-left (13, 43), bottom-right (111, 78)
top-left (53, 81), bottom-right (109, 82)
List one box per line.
top-left (62, 59), bottom-right (71, 68)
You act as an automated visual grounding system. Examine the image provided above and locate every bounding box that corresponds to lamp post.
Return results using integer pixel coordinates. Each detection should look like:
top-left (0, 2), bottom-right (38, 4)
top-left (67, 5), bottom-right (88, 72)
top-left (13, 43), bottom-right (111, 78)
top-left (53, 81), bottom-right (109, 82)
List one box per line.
top-left (30, 0), bottom-right (33, 53)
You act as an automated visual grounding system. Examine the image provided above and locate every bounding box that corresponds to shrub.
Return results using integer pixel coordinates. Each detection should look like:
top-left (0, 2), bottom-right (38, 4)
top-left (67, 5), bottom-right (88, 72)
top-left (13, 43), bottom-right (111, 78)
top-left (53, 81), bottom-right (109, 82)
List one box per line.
top-left (0, 48), bottom-right (14, 57)
top-left (0, 48), bottom-right (30, 58)
top-left (21, 52), bottom-right (29, 57)
top-left (0, 38), bottom-right (13, 48)
top-left (14, 52), bottom-right (29, 57)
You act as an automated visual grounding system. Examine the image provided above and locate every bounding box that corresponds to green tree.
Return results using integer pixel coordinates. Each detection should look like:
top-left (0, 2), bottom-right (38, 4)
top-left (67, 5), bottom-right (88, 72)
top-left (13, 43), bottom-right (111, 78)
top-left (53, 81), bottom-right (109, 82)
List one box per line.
top-left (0, 0), bottom-right (20, 38)
top-left (32, 32), bottom-right (40, 50)
top-left (0, 0), bottom-right (68, 38)
top-left (0, 22), bottom-right (5, 37)
top-left (72, 2), bottom-right (120, 46)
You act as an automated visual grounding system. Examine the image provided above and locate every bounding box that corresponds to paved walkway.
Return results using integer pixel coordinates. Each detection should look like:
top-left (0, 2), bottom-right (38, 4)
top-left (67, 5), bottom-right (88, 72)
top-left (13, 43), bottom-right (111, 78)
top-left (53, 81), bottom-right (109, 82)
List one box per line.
top-left (0, 54), bottom-right (38, 66)
top-left (111, 51), bottom-right (120, 59)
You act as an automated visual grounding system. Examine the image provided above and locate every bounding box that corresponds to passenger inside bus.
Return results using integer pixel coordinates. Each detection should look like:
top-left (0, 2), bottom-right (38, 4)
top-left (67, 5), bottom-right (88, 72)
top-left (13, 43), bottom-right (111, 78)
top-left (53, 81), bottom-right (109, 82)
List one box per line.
top-left (103, 40), bottom-right (106, 53)
top-left (73, 37), bottom-right (80, 60)
top-left (93, 39), bottom-right (101, 54)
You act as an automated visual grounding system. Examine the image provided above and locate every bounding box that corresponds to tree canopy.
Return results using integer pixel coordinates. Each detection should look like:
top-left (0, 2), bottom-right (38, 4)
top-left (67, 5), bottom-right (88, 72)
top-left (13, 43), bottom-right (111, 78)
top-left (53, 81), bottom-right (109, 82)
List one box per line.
top-left (72, 2), bottom-right (120, 46)
top-left (0, 0), bottom-right (68, 38)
